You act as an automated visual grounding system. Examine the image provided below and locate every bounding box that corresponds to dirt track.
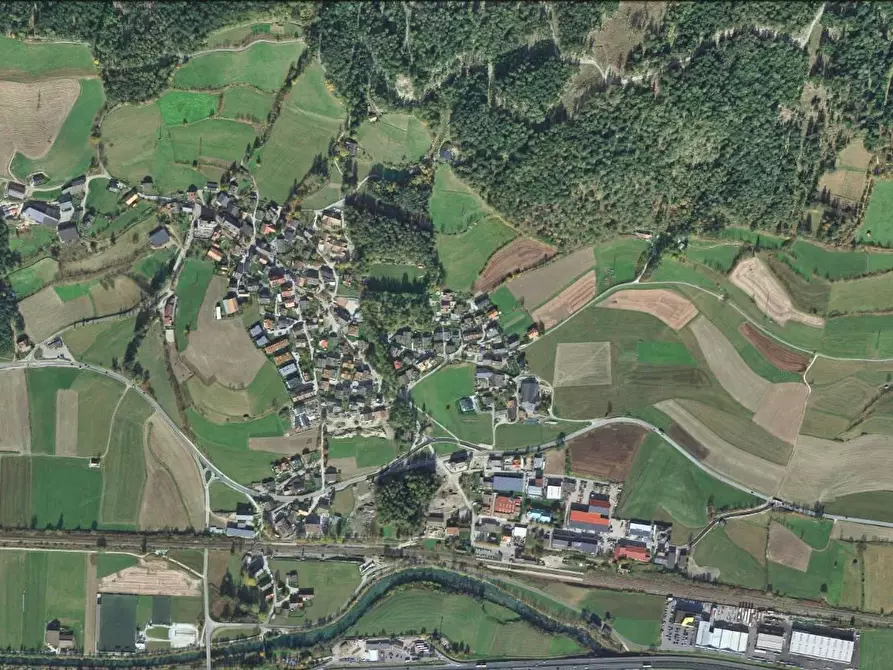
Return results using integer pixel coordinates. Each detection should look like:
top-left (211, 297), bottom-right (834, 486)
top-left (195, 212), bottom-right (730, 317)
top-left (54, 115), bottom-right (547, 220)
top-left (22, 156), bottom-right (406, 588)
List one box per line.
top-left (599, 288), bottom-right (697, 330)
top-left (730, 257), bottom-right (824, 328)
top-left (474, 238), bottom-right (556, 293)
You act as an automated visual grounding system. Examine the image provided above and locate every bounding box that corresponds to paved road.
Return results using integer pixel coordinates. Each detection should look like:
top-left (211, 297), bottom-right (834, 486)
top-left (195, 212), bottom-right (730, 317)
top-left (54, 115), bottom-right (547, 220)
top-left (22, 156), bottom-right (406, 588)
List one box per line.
top-left (331, 655), bottom-right (777, 670)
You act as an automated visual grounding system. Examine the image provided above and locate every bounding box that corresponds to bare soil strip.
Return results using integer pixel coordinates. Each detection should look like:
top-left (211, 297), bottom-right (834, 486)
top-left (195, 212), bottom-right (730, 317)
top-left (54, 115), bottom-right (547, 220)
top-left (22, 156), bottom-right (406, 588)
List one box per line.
top-left (249, 426), bottom-right (320, 454)
top-left (730, 257), bottom-right (825, 328)
top-left (739, 322), bottom-right (809, 372)
top-left (532, 271), bottom-right (596, 330)
top-left (0, 369), bottom-right (30, 453)
top-left (508, 247), bottom-right (595, 309)
top-left (689, 316), bottom-right (770, 411)
top-left (780, 434), bottom-right (893, 503)
top-left (553, 341), bottom-right (612, 387)
top-left (768, 521), bottom-right (812, 572)
top-left (568, 423), bottom-right (647, 480)
top-left (182, 276), bottom-right (266, 387)
top-left (474, 238), bottom-right (557, 293)
top-left (54, 389), bottom-right (79, 457)
top-left (657, 399), bottom-right (786, 496)
top-left (752, 383), bottom-right (809, 445)
top-left (98, 558), bottom-right (201, 596)
top-left (598, 288), bottom-right (697, 330)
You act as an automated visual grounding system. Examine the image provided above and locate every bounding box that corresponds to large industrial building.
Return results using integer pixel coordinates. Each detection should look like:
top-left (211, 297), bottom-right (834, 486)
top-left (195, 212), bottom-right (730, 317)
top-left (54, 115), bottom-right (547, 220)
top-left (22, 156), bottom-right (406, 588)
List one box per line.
top-left (789, 628), bottom-right (855, 664)
top-left (695, 622), bottom-right (749, 654)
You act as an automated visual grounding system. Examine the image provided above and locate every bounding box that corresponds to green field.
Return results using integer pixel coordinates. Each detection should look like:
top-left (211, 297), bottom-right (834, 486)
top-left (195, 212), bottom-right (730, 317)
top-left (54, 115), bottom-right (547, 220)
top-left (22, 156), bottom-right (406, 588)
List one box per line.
top-left (821, 313), bottom-right (893, 358)
top-left (356, 113), bottom-right (432, 167)
top-left (174, 41), bottom-right (305, 91)
top-left (174, 259), bottom-right (215, 351)
top-left (189, 359), bottom-right (289, 420)
top-left (32, 456), bottom-right (103, 529)
top-left (349, 587), bottom-right (583, 658)
top-left (824, 491), bottom-right (893, 523)
top-left (429, 164), bottom-right (493, 234)
top-left (7, 225), bottom-right (56, 263)
top-left (168, 118), bottom-right (257, 165)
top-left (768, 540), bottom-right (859, 605)
top-left (221, 86), bottom-right (274, 123)
top-left (860, 629), bottom-right (893, 670)
top-left (9, 258), bottom-right (58, 298)
top-left (269, 560), bottom-right (360, 620)
top-left (773, 513), bottom-right (833, 550)
top-left (205, 22), bottom-right (301, 48)
top-left (708, 227), bottom-right (788, 248)
top-left (157, 90), bottom-right (219, 126)
top-left (65, 317), bottom-right (137, 369)
top-left (96, 554), bottom-right (139, 579)
top-left (594, 237), bottom-right (648, 290)
top-left (0, 456), bottom-right (31, 527)
top-left (685, 241), bottom-right (741, 272)
top-left (494, 421), bottom-right (578, 450)
top-left (366, 263), bottom-right (425, 283)
top-left (828, 271), bottom-right (893, 314)
top-left (12, 79), bottom-right (105, 187)
top-left (0, 36), bottom-right (94, 77)
top-left (766, 254), bottom-right (831, 316)
top-left (618, 434), bottom-right (760, 531)
top-left (101, 390), bottom-right (153, 527)
top-left (85, 178), bottom-right (121, 215)
top-left (90, 200), bottom-right (155, 238)
top-left (437, 217), bottom-right (517, 291)
top-left (187, 409), bottom-right (287, 484)
top-left (209, 482), bottom-right (251, 512)
top-left (411, 364), bottom-right (493, 444)
top-left (491, 285), bottom-right (533, 336)
top-left (693, 526), bottom-right (767, 591)
top-left (132, 248), bottom-right (176, 282)
top-left (785, 239), bottom-right (893, 279)
top-left (859, 180), bottom-right (893, 244)
top-left (636, 340), bottom-right (697, 366)
top-left (327, 436), bottom-right (396, 469)
top-left (0, 551), bottom-right (87, 651)
top-left (253, 61), bottom-right (344, 202)
top-left (54, 280), bottom-right (97, 302)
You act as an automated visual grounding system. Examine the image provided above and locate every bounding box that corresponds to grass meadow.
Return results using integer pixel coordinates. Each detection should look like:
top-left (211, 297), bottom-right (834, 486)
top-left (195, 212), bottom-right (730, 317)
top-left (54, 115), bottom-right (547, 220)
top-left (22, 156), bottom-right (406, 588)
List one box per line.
top-left (187, 360), bottom-right (290, 422)
top-left (411, 364), bottom-right (493, 444)
top-left (491, 285), bottom-right (533, 336)
top-left (494, 421), bottom-right (578, 450)
top-left (785, 239), bottom-right (893, 279)
top-left (96, 554), bottom-right (139, 579)
top-left (773, 513), bottom-right (833, 550)
top-left (860, 629), bottom-right (893, 670)
top-left (768, 540), bottom-right (861, 607)
top-left (436, 217), bottom-right (516, 292)
top-left (31, 456), bottom-right (103, 529)
top-left (9, 258), bottom-right (58, 297)
top-left (268, 560), bottom-right (360, 620)
top-left (209, 482), bottom-right (251, 512)
top-left (173, 41), bottom-right (305, 91)
top-left (8, 225), bottom-right (56, 263)
top-left (100, 390), bottom-right (153, 528)
top-left (859, 180), bottom-right (893, 244)
top-left (157, 90), bottom-right (219, 125)
top-left (221, 86), bottom-right (274, 123)
top-left (174, 259), bottom-right (215, 351)
top-left (0, 551), bottom-right (87, 650)
top-left (348, 587), bottom-right (583, 658)
top-left (428, 164), bottom-right (491, 234)
top-left (327, 435), bottom-right (396, 469)
top-left (356, 113), bottom-right (431, 166)
top-left (684, 241), bottom-right (741, 273)
top-left (0, 36), bottom-right (94, 76)
top-left (824, 491), bottom-right (893, 523)
top-left (594, 237), bottom-right (648, 290)
top-left (693, 526), bottom-right (767, 591)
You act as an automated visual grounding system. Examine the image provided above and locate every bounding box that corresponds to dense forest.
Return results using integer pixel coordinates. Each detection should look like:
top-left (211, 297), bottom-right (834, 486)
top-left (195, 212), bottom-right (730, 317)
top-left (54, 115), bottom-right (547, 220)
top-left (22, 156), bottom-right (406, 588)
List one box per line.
top-left (375, 470), bottom-right (441, 534)
top-left (0, 218), bottom-right (19, 356)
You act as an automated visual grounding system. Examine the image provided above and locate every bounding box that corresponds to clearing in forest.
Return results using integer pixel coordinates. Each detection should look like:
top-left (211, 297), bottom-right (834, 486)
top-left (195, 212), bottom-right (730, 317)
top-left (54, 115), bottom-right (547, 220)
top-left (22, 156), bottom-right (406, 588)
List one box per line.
top-left (730, 257), bottom-right (825, 327)
top-left (553, 341), bottom-right (612, 388)
top-left (599, 289), bottom-right (697, 330)
top-left (474, 237), bottom-right (557, 293)
top-left (532, 271), bottom-right (597, 330)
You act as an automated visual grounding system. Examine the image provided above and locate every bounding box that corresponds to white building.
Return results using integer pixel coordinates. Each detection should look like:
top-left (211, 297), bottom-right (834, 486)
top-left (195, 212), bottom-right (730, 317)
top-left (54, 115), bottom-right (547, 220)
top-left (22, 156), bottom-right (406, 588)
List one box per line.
top-left (546, 484), bottom-right (563, 500)
top-left (789, 630), bottom-right (854, 664)
top-left (696, 622), bottom-right (748, 654)
top-left (755, 631), bottom-right (784, 654)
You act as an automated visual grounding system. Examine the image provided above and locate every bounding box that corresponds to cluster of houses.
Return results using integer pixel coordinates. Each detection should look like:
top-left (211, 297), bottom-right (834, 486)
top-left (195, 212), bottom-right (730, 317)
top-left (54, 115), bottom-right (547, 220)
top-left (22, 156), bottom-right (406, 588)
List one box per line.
top-left (5, 176), bottom-right (87, 245)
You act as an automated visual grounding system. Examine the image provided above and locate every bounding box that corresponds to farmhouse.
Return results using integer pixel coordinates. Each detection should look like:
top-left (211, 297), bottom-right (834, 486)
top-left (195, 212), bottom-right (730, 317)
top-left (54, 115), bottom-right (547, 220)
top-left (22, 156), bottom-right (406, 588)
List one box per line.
top-left (45, 620), bottom-right (76, 651)
top-left (21, 202), bottom-right (60, 227)
top-left (614, 540), bottom-right (649, 562)
top-left (5, 181), bottom-right (26, 200)
top-left (148, 226), bottom-right (170, 247)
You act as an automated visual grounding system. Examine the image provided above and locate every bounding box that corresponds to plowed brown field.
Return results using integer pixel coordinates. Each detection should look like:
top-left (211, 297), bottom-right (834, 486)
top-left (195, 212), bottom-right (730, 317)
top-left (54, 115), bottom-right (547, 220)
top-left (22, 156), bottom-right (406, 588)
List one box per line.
top-left (739, 323), bottom-right (809, 372)
top-left (599, 289), bottom-right (697, 330)
top-left (568, 423), bottom-right (648, 480)
top-left (473, 238), bottom-right (556, 293)
top-left (532, 271), bottom-right (596, 329)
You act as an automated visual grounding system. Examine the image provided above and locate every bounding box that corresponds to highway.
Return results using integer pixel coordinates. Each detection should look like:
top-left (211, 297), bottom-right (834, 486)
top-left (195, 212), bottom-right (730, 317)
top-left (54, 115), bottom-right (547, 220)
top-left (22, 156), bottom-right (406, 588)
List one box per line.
top-left (330, 656), bottom-right (777, 670)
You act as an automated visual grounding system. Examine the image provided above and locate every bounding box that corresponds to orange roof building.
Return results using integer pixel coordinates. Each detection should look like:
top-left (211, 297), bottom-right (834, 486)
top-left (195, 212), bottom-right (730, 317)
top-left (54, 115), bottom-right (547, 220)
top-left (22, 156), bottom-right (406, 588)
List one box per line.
top-left (493, 495), bottom-right (521, 517)
top-left (614, 543), bottom-right (649, 562)
top-left (567, 509), bottom-right (610, 531)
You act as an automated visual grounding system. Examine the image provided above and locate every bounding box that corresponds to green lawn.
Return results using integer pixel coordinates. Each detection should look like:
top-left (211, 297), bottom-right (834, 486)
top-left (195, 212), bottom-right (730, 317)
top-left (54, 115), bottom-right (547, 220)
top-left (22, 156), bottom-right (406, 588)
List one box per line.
top-left (12, 79), bottom-right (105, 187)
top-left (429, 164), bottom-right (493, 234)
top-left (859, 629), bottom-right (893, 670)
top-left (693, 527), bottom-right (767, 591)
top-left (100, 389), bottom-right (153, 527)
top-left (636, 340), bottom-right (697, 366)
top-left (209, 482), bottom-right (251, 512)
top-left (269, 560), bottom-right (360, 619)
top-left (174, 259), bottom-right (215, 351)
top-left (7, 225), bottom-right (56, 263)
top-left (356, 113), bottom-right (432, 167)
top-left (85, 178), bottom-right (121, 215)
top-left (0, 550), bottom-right (87, 651)
top-left (157, 91), bottom-right (219, 126)
top-left (173, 41), bottom-right (305, 91)
top-left (491, 285), bottom-right (533, 336)
top-left (859, 180), bottom-right (893, 244)
top-left (327, 436), bottom-right (397, 469)
top-left (54, 280), bottom-right (96, 302)
top-left (785, 239), bottom-right (893, 279)
top-left (167, 118), bottom-right (257, 166)
top-left (187, 409), bottom-right (287, 484)
top-left (437, 216), bottom-right (517, 292)
top-left (594, 237), bottom-right (648, 290)
top-left (9, 258), bottom-right (58, 298)
top-left (96, 554), bottom-right (139, 579)
top-left (0, 36), bottom-right (94, 77)
top-left (253, 61), bottom-right (344, 202)
top-left (411, 364), bottom-right (493, 444)
top-left (618, 434), bottom-right (760, 529)
top-left (494, 421), bottom-right (578, 450)
top-left (221, 86), bottom-right (274, 123)
top-left (26, 367), bottom-right (80, 454)
top-left (31, 456), bottom-right (103, 530)
top-left (367, 263), bottom-right (425, 283)
top-left (349, 588), bottom-right (584, 659)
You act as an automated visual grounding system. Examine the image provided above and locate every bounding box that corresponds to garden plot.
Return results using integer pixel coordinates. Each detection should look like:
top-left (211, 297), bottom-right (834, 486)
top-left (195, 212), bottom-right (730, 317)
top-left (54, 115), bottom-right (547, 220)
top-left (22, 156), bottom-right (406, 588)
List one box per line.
top-left (553, 341), bottom-right (611, 387)
top-left (507, 247), bottom-right (595, 309)
top-left (730, 257), bottom-right (824, 327)
top-left (532, 271), bottom-right (596, 329)
top-left (474, 238), bottom-right (557, 293)
top-left (768, 521), bottom-right (812, 572)
top-left (54, 389), bottom-right (79, 457)
top-left (689, 316), bottom-right (770, 411)
top-left (657, 400), bottom-right (787, 496)
top-left (780, 434), bottom-right (893, 504)
top-left (0, 369), bottom-right (30, 453)
top-left (98, 558), bottom-right (201, 596)
top-left (599, 289), bottom-right (697, 330)
top-left (752, 383), bottom-right (808, 445)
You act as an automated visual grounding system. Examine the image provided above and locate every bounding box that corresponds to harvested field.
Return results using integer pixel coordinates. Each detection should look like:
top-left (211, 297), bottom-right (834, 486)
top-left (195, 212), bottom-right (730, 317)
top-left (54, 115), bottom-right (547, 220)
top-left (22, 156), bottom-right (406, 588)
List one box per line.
top-left (249, 426), bottom-right (320, 454)
top-left (90, 277), bottom-right (141, 314)
top-left (0, 79), bottom-right (80, 177)
top-left (54, 389), bottom-right (79, 457)
top-left (98, 559), bottom-right (201, 596)
top-left (182, 276), bottom-right (266, 387)
top-left (567, 423), bottom-right (647, 480)
top-left (0, 369), bottom-right (29, 453)
top-left (138, 415), bottom-right (204, 531)
top-left (768, 521), bottom-right (812, 572)
top-left (689, 316), bottom-right (770, 411)
top-left (738, 323), bottom-right (809, 372)
top-left (474, 238), bottom-right (557, 293)
top-left (730, 257), bottom-right (824, 328)
top-left (752, 383), bottom-right (808, 445)
top-left (544, 447), bottom-right (566, 476)
top-left (864, 545), bottom-right (893, 613)
top-left (553, 341), bottom-right (611, 387)
top-left (834, 520), bottom-right (893, 543)
top-left (19, 286), bottom-right (93, 342)
top-left (667, 424), bottom-right (709, 460)
top-left (819, 169), bottom-right (866, 204)
top-left (657, 400), bottom-right (786, 496)
top-left (599, 289), bottom-right (697, 330)
top-left (507, 247), bottom-right (595, 309)
top-left (725, 514), bottom-right (769, 562)
top-left (532, 271), bottom-right (596, 329)
top-left (779, 434), bottom-right (893, 504)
